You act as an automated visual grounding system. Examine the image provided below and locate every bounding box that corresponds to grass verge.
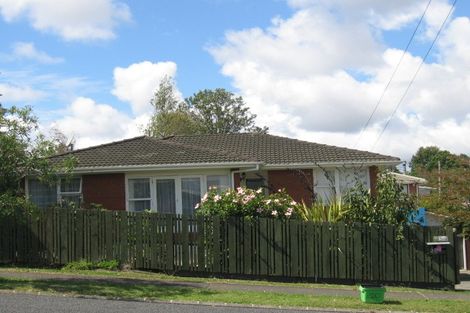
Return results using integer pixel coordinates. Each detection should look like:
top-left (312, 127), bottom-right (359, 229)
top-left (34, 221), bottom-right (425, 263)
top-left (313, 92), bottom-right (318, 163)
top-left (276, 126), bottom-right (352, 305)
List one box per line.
top-left (0, 265), bottom-right (465, 294)
top-left (0, 276), bottom-right (468, 313)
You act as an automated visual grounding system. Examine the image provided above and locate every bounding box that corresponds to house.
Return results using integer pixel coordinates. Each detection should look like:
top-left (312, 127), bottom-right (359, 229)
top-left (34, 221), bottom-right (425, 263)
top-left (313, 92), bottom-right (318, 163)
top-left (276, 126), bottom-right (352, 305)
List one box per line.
top-left (389, 172), bottom-right (429, 197)
top-left (26, 133), bottom-right (401, 214)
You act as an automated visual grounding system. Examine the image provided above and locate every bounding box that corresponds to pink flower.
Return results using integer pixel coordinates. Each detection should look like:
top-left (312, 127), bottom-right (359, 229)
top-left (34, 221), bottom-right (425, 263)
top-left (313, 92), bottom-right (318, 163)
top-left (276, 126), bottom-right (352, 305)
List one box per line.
top-left (237, 187), bottom-right (244, 195)
top-left (265, 199), bottom-right (271, 205)
top-left (195, 203), bottom-right (200, 209)
top-left (256, 188), bottom-right (263, 194)
top-left (271, 210), bottom-right (278, 217)
top-left (201, 193), bottom-right (208, 203)
top-left (290, 201), bottom-right (297, 206)
top-left (285, 207), bottom-right (293, 217)
top-left (214, 195), bottom-right (221, 202)
top-left (256, 207), bottom-right (263, 213)
top-left (274, 199), bottom-right (280, 204)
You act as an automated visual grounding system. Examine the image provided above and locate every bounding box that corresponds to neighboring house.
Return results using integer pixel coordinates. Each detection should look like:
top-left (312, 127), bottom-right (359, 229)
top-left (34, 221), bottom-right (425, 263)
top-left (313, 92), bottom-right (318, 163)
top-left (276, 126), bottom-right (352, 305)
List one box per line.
top-left (26, 133), bottom-right (401, 214)
top-left (390, 172), bottom-right (428, 197)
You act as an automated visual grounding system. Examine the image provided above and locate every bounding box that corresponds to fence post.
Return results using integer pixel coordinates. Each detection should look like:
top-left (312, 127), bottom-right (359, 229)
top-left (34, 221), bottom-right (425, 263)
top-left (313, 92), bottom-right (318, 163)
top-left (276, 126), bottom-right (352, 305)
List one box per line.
top-left (165, 215), bottom-right (174, 271)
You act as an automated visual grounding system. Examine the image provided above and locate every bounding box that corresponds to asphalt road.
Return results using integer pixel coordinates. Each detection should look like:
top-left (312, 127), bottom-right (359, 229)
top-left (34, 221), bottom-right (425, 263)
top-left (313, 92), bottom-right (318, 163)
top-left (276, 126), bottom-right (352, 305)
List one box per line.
top-left (0, 293), bottom-right (339, 313)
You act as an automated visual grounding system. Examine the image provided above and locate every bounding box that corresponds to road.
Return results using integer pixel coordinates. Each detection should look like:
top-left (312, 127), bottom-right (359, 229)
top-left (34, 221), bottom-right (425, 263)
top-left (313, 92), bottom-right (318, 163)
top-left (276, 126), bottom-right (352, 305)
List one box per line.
top-left (0, 292), bottom-right (339, 313)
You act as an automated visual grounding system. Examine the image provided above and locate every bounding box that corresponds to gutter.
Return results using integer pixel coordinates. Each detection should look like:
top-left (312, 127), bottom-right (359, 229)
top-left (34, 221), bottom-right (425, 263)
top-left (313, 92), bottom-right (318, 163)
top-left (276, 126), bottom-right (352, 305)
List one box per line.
top-left (263, 160), bottom-right (401, 169)
top-left (65, 162), bottom-right (262, 174)
top-left (230, 164), bottom-right (260, 188)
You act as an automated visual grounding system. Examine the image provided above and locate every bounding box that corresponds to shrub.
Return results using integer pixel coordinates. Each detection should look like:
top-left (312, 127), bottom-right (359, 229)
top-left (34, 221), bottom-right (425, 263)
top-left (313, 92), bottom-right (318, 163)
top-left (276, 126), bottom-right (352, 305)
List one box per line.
top-left (196, 187), bottom-right (296, 219)
top-left (342, 171), bottom-right (417, 238)
top-left (62, 259), bottom-right (120, 271)
top-left (296, 200), bottom-right (345, 222)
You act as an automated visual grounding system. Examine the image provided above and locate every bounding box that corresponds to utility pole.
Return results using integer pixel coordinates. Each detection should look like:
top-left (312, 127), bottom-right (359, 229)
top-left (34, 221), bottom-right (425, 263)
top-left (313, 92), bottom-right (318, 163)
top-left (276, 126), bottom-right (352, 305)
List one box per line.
top-left (438, 160), bottom-right (441, 198)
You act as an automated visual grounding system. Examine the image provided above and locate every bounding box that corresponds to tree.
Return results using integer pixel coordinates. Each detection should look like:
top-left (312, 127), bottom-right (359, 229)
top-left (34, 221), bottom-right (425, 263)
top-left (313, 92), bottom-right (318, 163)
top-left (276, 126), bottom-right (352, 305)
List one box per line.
top-left (145, 83), bottom-right (268, 137)
top-left (0, 104), bottom-right (74, 216)
top-left (186, 89), bottom-right (268, 134)
top-left (145, 76), bottom-right (201, 137)
top-left (410, 146), bottom-right (459, 174)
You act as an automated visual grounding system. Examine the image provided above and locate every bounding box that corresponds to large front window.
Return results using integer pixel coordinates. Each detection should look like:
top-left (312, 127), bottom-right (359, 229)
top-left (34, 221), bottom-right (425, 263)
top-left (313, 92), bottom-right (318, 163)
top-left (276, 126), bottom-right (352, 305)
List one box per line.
top-left (28, 179), bottom-right (57, 209)
top-left (127, 174), bottom-right (229, 214)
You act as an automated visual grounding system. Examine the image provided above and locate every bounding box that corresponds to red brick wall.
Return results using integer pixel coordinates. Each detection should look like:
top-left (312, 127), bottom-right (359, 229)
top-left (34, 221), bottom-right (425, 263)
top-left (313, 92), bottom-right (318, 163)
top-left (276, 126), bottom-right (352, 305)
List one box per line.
top-left (369, 166), bottom-right (378, 197)
top-left (267, 169), bottom-right (313, 205)
top-left (82, 173), bottom-right (126, 210)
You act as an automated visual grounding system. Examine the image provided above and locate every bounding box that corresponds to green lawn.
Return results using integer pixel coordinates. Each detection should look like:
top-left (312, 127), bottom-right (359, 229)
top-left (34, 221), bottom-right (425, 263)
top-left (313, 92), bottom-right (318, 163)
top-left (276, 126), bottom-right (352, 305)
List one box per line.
top-left (0, 276), bottom-right (468, 313)
top-left (0, 265), bottom-right (465, 294)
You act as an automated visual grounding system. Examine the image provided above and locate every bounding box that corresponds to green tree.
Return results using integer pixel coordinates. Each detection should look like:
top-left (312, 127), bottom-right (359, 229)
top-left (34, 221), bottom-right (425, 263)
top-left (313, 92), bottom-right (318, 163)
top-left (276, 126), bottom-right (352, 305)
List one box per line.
top-left (410, 146), bottom-right (459, 174)
top-left (186, 88), bottom-right (267, 134)
top-left (0, 104), bottom-right (74, 216)
top-left (145, 83), bottom-right (268, 137)
top-left (145, 76), bottom-right (202, 137)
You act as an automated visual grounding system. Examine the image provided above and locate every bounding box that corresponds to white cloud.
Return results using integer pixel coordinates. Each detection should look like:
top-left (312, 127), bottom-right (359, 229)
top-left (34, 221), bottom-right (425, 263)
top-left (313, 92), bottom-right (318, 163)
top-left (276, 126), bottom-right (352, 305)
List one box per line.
top-left (50, 60), bottom-right (182, 148)
top-left (12, 42), bottom-right (63, 64)
top-left (209, 0), bottom-right (470, 160)
top-left (50, 97), bottom-right (134, 148)
top-left (0, 82), bottom-right (45, 102)
top-left (0, 0), bottom-right (131, 41)
top-left (112, 61), bottom-right (179, 115)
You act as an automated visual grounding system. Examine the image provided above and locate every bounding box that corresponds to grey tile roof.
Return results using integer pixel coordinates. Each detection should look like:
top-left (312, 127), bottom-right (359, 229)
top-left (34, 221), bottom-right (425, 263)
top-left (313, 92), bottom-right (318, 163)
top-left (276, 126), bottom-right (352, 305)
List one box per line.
top-left (50, 133), bottom-right (400, 169)
top-left (165, 133), bottom-right (400, 165)
top-left (50, 136), bottom-right (256, 169)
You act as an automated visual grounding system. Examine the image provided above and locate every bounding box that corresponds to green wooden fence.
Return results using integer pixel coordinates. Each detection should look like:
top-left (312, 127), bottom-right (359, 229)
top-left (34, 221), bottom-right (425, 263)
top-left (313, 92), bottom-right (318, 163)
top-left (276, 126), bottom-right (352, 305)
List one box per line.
top-left (0, 208), bottom-right (458, 287)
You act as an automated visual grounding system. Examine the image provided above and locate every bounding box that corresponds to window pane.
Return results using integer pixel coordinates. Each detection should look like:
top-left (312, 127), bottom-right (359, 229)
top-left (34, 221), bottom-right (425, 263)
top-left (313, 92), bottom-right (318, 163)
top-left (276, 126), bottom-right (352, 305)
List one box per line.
top-left (156, 179), bottom-right (176, 214)
top-left (128, 178), bottom-right (150, 199)
top-left (60, 177), bottom-right (81, 193)
top-left (246, 178), bottom-right (265, 190)
top-left (28, 179), bottom-right (57, 209)
top-left (182, 178), bottom-right (201, 215)
top-left (207, 175), bottom-right (229, 191)
top-left (129, 200), bottom-right (151, 212)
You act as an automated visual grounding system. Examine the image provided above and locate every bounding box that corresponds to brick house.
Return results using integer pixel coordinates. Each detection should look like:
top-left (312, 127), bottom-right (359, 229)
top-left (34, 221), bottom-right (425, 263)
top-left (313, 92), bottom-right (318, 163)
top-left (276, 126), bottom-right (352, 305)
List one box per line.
top-left (26, 133), bottom-right (401, 213)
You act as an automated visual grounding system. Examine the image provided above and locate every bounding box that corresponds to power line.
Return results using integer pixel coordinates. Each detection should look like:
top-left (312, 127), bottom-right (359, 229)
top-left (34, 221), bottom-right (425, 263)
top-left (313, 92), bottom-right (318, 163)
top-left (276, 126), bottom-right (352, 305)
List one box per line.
top-left (371, 0), bottom-right (457, 150)
top-left (353, 0), bottom-right (433, 148)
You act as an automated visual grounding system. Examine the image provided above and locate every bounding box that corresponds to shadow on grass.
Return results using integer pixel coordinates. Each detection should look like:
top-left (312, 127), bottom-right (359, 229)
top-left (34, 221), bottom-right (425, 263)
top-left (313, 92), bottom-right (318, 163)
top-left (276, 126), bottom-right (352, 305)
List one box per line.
top-left (0, 277), bottom-right (215, 300)
top-left (383, 300), bottom-right (402, 305)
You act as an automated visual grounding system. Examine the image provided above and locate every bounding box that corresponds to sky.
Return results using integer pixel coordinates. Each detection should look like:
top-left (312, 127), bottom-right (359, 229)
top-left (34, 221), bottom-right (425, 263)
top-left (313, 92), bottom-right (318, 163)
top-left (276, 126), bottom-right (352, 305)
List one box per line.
top-left (0, 0), bottom-right (469, 161)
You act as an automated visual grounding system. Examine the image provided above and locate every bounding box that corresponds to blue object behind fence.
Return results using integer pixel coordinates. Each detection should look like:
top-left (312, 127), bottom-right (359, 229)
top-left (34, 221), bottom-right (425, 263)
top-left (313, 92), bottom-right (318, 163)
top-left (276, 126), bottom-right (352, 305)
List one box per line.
top-left (409, 207), bottom-right (427, 226)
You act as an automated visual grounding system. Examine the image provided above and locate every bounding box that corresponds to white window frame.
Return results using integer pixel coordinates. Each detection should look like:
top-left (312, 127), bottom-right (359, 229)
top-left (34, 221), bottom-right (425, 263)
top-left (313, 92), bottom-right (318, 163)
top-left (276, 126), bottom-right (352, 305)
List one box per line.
top-left (125, 173), bottom-right (231, 214)
top-left (127, 177), bottom-right (153, 212)
top-left (26, 176), bottom-right (82, 207)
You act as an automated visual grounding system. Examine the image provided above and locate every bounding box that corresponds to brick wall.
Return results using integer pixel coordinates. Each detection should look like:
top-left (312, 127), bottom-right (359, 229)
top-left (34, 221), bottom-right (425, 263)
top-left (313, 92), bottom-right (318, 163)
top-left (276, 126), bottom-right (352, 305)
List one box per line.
top-left (82, 173), bottom-right (126, 210)
top-left (267, 169), bottom-right (313, 205)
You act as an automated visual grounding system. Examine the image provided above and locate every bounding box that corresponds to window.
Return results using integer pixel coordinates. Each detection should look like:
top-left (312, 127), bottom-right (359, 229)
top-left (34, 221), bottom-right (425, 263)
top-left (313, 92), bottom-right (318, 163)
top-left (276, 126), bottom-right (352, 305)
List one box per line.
top-left (181, 177), bottom-right (201, 215)
top-left (207, 175), bottom-right (230, 192)
top-left (59, 177), bottom-right (82, 207)
top-left (128, 178), bottom-right (151, 212)
top-left (28, 179), bottom-right (57, 208)
top-left (315, 169), bottom-right (336, 203)
top-left (156, 179), bottom-right (176, 214)
top-left (246, 178), bottom-right (265, 190)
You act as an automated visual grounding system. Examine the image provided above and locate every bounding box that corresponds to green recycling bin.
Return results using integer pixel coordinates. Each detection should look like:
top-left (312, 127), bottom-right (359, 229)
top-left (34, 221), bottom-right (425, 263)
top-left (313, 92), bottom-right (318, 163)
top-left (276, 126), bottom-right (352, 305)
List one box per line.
top-left (359, 284), bottom-right (386, 304)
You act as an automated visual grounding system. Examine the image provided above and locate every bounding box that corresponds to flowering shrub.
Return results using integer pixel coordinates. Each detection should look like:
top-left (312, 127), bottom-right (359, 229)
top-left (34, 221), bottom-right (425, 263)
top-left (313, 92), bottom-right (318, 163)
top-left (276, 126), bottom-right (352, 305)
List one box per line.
top-left (195, 187), bottom-right (296, 219)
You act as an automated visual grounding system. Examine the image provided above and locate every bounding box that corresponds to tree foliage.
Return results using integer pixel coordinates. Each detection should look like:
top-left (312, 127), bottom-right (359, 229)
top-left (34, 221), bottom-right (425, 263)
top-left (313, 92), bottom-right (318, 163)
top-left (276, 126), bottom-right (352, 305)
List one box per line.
top-left (186, 89), bottom-right (267, 134)
top-left (0, 104), bottom-right (74, 216)
top-left (411, 146), bottom-right (470, 237)
top-left (145, 79), bottom-right (267, 137)
top-left (342, 172), bottom-right (416, 236)
top-left (410, 146), bottom-right (460, 174)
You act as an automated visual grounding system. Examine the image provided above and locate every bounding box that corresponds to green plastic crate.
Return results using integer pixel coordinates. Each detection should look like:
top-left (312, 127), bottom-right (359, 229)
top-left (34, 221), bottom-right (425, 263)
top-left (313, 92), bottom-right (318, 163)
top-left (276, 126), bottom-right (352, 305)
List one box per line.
top-left (359, 284), bottom-right (386, 304)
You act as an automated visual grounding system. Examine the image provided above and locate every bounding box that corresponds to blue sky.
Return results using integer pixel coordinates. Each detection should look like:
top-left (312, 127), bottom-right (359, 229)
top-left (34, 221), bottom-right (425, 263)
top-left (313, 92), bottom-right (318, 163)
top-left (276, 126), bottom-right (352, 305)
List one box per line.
top-left (1, 0), bottom-right (469, 160)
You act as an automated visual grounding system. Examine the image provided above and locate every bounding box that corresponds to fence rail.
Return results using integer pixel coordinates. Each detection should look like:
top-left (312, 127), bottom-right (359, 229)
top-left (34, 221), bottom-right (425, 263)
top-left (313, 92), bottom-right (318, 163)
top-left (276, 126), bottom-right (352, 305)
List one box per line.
top-left (0, 208), bottom-right (458, 287)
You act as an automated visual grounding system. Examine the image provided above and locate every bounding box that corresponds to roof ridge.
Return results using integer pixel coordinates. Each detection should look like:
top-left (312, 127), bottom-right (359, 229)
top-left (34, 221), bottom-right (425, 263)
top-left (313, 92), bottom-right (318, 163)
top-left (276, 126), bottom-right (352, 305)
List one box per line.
top-left (152, 136), bottom-right (258, 163)
top-left (48, 136), bottom-right (147, 159)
